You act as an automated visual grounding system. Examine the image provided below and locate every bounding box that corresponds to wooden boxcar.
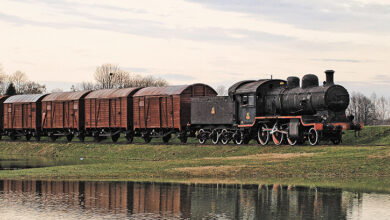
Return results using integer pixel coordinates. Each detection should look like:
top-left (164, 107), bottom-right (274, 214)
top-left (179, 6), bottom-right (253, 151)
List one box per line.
top-left (3, 94), bottom-right (48, 141)
top-left (0, 96), bottom-right (8, 139)
top-left (41, 91), bottom-right (91, 142)
top-left (84, 87), bottom-right (141, 142)
top-left (133, 84), bottom-right (217, 143)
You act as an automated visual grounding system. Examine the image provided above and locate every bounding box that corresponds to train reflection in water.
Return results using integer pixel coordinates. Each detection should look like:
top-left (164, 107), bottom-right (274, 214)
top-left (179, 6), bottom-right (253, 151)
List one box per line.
top-left (0, 180), bottom-right (380, 219)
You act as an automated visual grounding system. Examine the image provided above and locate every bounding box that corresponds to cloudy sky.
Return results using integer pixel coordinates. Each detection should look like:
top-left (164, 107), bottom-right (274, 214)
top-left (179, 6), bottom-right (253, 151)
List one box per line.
top-left (0, 0), bottom-right (389, 95)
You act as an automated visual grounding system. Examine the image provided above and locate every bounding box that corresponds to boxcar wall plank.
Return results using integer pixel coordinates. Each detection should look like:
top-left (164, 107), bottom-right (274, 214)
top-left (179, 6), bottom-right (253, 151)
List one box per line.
top-left (84, 88), bottom-right (140, 131)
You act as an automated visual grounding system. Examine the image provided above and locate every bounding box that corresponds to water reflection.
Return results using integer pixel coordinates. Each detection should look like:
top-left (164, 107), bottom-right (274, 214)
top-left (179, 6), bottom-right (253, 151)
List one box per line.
top-left (0, 180), bottom-right (388, 219)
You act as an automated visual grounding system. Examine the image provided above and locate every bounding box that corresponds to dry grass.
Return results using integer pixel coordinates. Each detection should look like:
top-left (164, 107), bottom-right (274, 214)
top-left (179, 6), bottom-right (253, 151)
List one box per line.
top-left (368, 151), bottom-right (390, 159)
top-left (173, 165), bottom-right (247, 176)
top-left (204, 152), bottom-right (318, 161)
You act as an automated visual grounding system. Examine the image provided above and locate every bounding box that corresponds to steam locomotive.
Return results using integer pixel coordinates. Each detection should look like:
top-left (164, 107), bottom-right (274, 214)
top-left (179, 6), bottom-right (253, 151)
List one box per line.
top-left (191, 70), bottom-right (362, 145)
top-left (0, 70), bottom-right (361, 145)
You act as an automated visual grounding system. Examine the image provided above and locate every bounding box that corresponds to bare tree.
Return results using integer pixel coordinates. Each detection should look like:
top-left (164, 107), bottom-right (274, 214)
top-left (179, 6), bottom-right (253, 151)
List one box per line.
top-left (0, 64), bottom-right (8, 94)
top-left (94, 64), bottom-right (168, 89)
top-left (9, 71), bottom-right (28, 94)
top-left (22, 81), bottom-right (46, 94)
top-left (94, 64), bottom-right (121, 89)
top-left (347, 92), bottom-right (377, 125)
top-left (70, 85), bottom-right (78, 92)
top-left (51, 88), bottom-right (64, 93)
top-left (80, 81), bottom-right (97, 91)
top-left (216, 85), bottom-right (227, 96)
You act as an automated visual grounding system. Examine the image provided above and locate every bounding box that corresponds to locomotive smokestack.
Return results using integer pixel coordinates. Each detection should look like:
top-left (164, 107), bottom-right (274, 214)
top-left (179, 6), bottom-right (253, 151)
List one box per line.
top-left (325, 70), bottom-right (334, 85)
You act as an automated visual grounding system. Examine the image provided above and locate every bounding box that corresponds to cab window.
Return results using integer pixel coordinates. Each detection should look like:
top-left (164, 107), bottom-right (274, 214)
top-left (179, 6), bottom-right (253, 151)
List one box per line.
top-left (248, 95), bottom-right (255, 106)
top-left (242, 96), bottom-right (248, 105)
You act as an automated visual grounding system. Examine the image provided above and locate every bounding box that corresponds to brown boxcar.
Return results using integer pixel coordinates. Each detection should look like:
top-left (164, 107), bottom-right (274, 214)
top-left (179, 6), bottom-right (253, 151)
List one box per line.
top-left (0, 96), bottom-right (8, 138)
top-left (133, 84), bottom-right (217, 143)
top-left (41, 91), bottom-right (91, 142)
top-left (3, 94), bottom-right (48, 141)
top-left (84, 87), bottom-right (141, 142)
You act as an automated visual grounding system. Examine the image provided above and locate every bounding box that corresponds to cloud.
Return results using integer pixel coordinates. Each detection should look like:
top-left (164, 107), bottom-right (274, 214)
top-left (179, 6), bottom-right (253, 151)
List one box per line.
top-left (311, 58), bottom-right (362, 63)
top-left (185, 0), bottom-right (390, 33)
top-left (0, 9), bottom-right (293, 45)
top-left (0, 0), bottom-right (389, 90)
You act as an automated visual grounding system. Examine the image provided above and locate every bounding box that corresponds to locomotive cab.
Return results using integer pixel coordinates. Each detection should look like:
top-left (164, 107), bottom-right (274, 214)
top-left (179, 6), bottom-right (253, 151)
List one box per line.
top-left (231, 80), bottom-right (286, 125)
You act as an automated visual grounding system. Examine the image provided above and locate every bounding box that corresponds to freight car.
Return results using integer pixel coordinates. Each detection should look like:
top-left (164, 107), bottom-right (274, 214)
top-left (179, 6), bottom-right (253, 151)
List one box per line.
top-left (3, 94), bottom-right (48, 141)
top-left (41, 91), bottom-right (91, 142)
top-left (133, 84), bottom-right (217, 143)
top-left (191, 70), bottom-right (362, 145)
top-left (84, 87), bottom-right (141, 143)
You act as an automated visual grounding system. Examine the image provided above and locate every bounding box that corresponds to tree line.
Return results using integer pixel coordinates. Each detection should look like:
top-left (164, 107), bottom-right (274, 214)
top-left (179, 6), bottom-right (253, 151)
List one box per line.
top-left (70, 63), bottom-right (168, 91)
top-left (347, 92), bottom-right (390, 126)
top-left (0, 63), bottom-right (168, 95)
top-left (0, 64), bottom-right (46, 95)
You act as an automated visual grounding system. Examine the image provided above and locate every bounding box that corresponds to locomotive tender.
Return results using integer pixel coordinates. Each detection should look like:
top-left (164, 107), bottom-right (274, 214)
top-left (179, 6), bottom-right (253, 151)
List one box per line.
top-left (191, 70), bottom-right (361, 145)
top-left (0, 70), bottom-right (361, 145)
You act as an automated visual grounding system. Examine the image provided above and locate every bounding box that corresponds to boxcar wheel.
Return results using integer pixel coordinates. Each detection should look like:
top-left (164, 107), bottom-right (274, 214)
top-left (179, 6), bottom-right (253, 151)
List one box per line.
top-left (162, 134), bottom-right (171, 144)
top-left (233, 131), bottom-right (244, 145)
top-left (144, 135), bottom-right (152, 144)
top-left (211, 130), bottom-right (219, 145)
top-left (10, 134), bottom-right (17, 141)
top-left (220, 129), bottom-right (230, 145)
top-left (197, 129), bottom-right (207, 144)
top-left (94, 135), bottom-right (103, 142)
top-left (180, 135), bottom-right (188, 144)
top-left (50, 135), bottom-right (57, 142)
top-left (125, 133), bottom-right (134, 144)
top-left (26, 134), bottom-right (32, 141)
top-left (78, 134), bottom-right (85, 142)
top-left (111, 134), bottom-right (120, 143)
top-left (66, 134), bottom-right (74, 142)
top-left (0, 135), bottom-right (2, 140)
top-left (35, 136), bottom-right (41, 142)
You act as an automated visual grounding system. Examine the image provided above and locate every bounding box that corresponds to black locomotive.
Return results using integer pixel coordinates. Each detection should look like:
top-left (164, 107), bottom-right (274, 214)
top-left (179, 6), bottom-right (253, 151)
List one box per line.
top-left (191, 70), bottom-right (361, 145)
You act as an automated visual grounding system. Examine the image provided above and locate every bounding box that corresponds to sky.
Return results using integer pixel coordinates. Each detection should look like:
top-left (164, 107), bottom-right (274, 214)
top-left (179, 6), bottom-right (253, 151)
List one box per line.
top-left (0, 0), bottom-right (390, 96)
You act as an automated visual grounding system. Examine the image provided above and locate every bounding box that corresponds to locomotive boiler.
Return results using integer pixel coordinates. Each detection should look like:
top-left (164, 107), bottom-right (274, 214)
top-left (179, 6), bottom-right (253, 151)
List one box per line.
top-left (192, 70), bottom-right (361, 146)
top-left (263, 70), bottom-right (349, 117)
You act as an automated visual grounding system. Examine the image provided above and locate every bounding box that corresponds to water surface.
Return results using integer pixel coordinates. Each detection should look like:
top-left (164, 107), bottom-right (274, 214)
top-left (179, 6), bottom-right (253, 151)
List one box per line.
top-left (0, 180), bottom-right (389, 219)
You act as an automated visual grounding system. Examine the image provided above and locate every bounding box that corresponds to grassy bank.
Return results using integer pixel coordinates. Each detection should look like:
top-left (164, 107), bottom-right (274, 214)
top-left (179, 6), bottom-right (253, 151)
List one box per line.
top-left (0, 126), bottom-right (389, 192)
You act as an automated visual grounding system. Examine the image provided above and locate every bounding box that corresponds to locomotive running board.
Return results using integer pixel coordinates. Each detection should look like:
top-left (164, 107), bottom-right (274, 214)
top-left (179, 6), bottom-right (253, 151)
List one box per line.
top-left (238, 116), bottom-right (362, 131)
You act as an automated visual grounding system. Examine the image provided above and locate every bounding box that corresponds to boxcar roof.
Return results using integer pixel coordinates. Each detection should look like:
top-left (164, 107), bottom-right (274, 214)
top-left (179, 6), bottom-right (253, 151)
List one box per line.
top-left (4, 94), bottom-right (48, 104)
top-left (85, 87), bottom-right (141, 99)
top-left (134, 84), bottom-right (216, 97)
top-left (42, 91), bottom-right (91, 102)
top-left (234, 79), bottom-right (286, 94)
